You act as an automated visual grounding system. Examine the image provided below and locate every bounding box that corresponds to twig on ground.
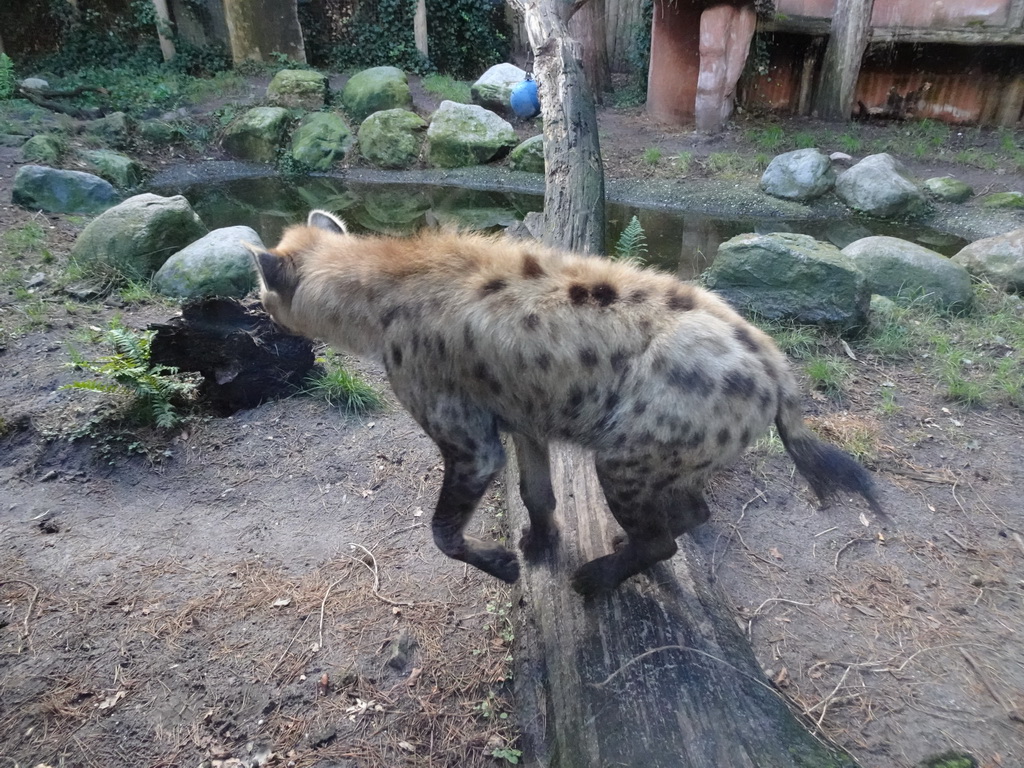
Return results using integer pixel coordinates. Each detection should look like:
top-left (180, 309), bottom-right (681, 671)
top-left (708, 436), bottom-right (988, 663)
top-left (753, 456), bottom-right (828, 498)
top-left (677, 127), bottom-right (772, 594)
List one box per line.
top-left (834, 537), bottom-right (873, 570)
top-left (0, 579), bottom-right (41, 653)
top-left (343, 543), bottom-right (415, 609)
top-left (959, 648), bottom-right (1011, 713)
top-left (267, 612), bottom-right (312, 682)
top-left (943, 530), bottom-right (976, 553)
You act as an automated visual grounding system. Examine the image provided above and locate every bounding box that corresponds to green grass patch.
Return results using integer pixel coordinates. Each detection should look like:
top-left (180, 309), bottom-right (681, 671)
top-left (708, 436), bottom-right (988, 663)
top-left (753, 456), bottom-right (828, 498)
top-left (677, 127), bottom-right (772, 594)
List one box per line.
top-left (862, 283), bottom-right (1024, 407)
top-left (805, 355), bottom-right (851, 397)
top-left (422, 73), bottom-right (472, 103)
top-left (304, 352), bottom-right (384, 415)
top-left (642, 146), bottom-right (662, 165)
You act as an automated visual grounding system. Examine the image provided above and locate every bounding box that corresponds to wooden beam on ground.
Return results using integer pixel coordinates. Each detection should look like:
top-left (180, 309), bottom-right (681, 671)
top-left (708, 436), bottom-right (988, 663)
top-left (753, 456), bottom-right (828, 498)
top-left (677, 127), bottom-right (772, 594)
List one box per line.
top-left (506, 444), bottom-right (860, 767)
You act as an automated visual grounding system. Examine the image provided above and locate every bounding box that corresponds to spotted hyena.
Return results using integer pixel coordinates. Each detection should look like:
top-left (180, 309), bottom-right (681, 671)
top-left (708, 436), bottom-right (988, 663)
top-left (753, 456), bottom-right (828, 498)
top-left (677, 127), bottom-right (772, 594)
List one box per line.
top-left (252, 210), bottom-right (884, 597)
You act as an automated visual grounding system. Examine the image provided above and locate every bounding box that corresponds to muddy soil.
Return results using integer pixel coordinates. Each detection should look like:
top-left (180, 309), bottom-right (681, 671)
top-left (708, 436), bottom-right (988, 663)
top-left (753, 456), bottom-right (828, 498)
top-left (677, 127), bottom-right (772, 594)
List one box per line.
top-left (2, 76), bottom-right (1024, 768)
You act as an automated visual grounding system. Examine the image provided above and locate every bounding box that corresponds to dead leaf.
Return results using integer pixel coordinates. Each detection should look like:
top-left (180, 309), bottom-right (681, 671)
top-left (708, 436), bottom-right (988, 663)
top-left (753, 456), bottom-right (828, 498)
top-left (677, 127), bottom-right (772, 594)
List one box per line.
top-left (317, 673), bottom-right (329, 695)
top-left (97, 690), bottom-right (126, 711)
top-left (272, 597), bottom-right (291, 608)
top-left (399, 741), bottom-right (416, 752)
top-left (406, 667), bottom-right (422, 687)
top-left (774, 666), bottom-right (790, 687)
top-left (769, 547), bottom-right (783, 560)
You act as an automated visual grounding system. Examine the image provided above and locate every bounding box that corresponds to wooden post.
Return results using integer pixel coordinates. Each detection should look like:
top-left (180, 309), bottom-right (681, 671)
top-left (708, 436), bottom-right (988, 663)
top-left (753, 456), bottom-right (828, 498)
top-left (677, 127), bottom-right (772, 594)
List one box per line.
top-left (151, 0), bottom-right (178, 62)
top-left (813, 0), bottom-right (875, 121)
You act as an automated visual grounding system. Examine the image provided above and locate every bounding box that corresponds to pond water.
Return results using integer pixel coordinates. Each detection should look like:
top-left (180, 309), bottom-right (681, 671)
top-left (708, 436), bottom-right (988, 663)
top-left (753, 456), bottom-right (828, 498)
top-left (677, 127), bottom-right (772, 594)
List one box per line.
top-left (158, 174), bottom-right (968, 280)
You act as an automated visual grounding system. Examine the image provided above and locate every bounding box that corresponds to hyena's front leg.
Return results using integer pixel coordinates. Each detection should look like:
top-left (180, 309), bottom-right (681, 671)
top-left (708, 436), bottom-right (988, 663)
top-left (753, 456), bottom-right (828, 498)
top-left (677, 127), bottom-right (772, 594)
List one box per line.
top-left (511, 433), bottom-right (559, 563)
top-left (427, 414), bottom-right (520, 584)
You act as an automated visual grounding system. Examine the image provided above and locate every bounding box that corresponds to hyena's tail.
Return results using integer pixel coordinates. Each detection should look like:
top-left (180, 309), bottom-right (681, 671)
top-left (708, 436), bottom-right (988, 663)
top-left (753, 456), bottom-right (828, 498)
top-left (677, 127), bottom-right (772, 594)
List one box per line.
top-left (774, 393), bottom-right (889, 523)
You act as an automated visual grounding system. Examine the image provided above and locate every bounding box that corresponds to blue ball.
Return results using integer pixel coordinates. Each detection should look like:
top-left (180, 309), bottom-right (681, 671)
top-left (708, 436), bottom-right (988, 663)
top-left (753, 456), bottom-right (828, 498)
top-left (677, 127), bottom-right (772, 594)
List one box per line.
top-left (510, 78), bottom-right (540, 120)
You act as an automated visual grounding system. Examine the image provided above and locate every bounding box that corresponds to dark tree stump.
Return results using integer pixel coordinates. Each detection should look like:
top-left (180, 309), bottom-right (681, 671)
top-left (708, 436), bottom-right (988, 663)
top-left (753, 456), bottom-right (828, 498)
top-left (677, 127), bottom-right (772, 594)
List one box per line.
top-left (149, 298), bottom-right (315, 414)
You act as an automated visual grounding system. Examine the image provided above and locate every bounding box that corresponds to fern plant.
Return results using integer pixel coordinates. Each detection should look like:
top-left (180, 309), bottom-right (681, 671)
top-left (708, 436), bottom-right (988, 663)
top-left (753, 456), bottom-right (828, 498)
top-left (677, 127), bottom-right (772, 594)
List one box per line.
top-left (64, 326), bottom-right (197, 429)
top-left (0, 53), bottom-right (15, 100)
top-left (613, 215), bottom-right (649, 265)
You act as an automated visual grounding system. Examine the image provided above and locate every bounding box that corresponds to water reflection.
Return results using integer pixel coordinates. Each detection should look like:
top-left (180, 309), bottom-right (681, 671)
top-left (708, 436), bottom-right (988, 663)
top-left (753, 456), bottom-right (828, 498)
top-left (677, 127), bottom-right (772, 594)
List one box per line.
top-left (159, 175), bottom-right (968, 279)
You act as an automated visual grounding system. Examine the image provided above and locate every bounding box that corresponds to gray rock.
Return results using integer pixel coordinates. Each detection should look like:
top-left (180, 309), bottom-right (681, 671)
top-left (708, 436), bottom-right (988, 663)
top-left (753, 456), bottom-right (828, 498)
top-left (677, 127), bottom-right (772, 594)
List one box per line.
top-left (952, 227), bottom-right (1024, 292)
top-left (19, 134), bottom-right (63, 165)
top-left (426, 101), bottom-right (517, 169)
top-left (289, 112), bottom-right (353, 171)
top-left (153, 226), bottom-right (262, 299)
top-left (267, 68), bottom-right (329, 110)
top-left (760, 148), bottom-right (835, 202)
top-left (80, 112), bottom-right (130, 148)
top-left (471, 63), bottom-right (528, 113)
top-left (138, 119), bottom-right (180, 144)
top-left (704, 232), bottom-right (870, 333)
top-left (834, 153), bottom-right (928, 218)
top-left (12, 165), bottom-right (120, 215)
top-left (78, 148), bottom-right (147, 190)
top-left (341, 66), bottom-right (412, 123)
top-left (222, 107), bottom-right (291, 163)
top-left (842, 235), bottom-right (972, 312)
top-left (0, 134), bottom-right (29, 147)
top-left (508, 135), bottom-right (544, 173)
top-left (357, 108), bottom-right (427, 169)
top-left (923, 176), bottom-right (973, 203)
top-left (20, 78), bottom-right (50, 90)
top-left (70, 193), bottom-right (208, 281)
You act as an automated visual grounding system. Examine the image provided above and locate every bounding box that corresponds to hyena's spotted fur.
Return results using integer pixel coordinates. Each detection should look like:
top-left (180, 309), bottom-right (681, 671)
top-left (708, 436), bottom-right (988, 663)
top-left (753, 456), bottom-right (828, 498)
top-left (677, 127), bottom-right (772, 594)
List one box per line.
top-left (252, 210), bottom-right (884, 596)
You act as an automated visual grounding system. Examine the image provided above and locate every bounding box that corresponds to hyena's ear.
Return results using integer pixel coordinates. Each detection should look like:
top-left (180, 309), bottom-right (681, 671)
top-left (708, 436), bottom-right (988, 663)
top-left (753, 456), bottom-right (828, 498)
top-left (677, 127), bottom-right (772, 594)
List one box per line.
top-left (307, 209), bottom-right (348, 235)
top-left (246, 244), bottom-right (298, 295)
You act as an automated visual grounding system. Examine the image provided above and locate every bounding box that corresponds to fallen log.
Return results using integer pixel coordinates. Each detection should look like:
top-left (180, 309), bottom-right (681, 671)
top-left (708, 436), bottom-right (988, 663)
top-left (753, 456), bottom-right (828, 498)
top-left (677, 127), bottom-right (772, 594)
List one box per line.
top-left (16, 84), bottom-right (107, 120)
top-left (506, 444), bottom-right (859, 767)
top-left (148, 297), bottom-right (314, 414)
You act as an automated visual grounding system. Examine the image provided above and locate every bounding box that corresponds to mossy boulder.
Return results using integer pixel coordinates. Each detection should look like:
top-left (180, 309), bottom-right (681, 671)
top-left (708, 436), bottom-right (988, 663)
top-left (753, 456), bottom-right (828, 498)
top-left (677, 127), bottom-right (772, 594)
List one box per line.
top-left (426, 101), bottom-right (517, 169)
top-left (834, 153), bottom-right (928, 218)
top-left (760, 148), bottom-right (836, 202)
top-left (471, 63), bottom-right (528, 113)
top-left (20, 134), bottom-right (63, 165)
top-left (357, 108), bottom-right (427, 169)
top-left (81, 111), bottom-right (130, 148)
top-left (222, 107), bottom-right (291, 163)
top-left (508, 135), bottom-right (545, 173)
top-left (923, 176), bottom-right (973, 203)
top-left (267, 68), bottom-right (329, 110)
top-left (704, 232), bottom-right (870, 334)
top-left (70, 193), bottom-right (208, 281)
top-left (341, 66), bottom-right (412, 123)
top-left (138, 119), bottom-right (180, 144)
top-left (952, 227), bottom-right (1024, 292)
top-left (979, 191), bottom-right (1024, 209)
top-left (153, 226), bottom-right (262, 299)
top-left (842, 235), bottom-right (972, 312)
top-left (12, 165), bottom-right (120, 215)
top-left (289, 112), bottom-right (353, 171)
top-left (78, 148), bottom-right (147, 190)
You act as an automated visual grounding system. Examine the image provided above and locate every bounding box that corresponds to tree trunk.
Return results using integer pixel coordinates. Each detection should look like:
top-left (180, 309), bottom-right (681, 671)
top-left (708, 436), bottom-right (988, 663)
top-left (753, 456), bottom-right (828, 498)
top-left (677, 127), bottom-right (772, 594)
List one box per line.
top-left (813, 0), bottom-right (875, 120)
top-left (414, 0), bottom-right (428, 59)
top-left (507, 445), bottom-right (861, 767)
top-left (151, 0), bottom-right (178, 62)
top-left (604, 0), bottom-right (644, 73)
top-left (222, 0), bottom-right (307, 65)
top-left (568, 0), bottom-right (609, 101)
top-left (506, 0), bottom-right (605, 254)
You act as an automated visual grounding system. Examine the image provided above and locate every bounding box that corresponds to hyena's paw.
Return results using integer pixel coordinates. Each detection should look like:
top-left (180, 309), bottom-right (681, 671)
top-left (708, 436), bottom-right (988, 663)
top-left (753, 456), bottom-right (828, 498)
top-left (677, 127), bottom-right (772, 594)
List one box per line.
top-left (570, 555), bottom-right (620, 598)
top-left (474, 543), bottom-right (521, 584)
top-left (520, 524), bottom-right (560, 564)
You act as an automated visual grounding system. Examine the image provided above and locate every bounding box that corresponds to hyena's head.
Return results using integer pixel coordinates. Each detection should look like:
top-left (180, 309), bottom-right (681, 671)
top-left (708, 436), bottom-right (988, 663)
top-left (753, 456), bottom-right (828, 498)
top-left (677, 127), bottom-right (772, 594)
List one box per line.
top-left (249, 209), bottom-right (348, 334)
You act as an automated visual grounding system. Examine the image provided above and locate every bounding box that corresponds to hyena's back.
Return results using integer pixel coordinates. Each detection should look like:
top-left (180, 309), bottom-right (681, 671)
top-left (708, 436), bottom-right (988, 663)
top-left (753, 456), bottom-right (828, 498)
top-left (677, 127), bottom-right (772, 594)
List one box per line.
top-left (254, 212), bottom-right (883, 595)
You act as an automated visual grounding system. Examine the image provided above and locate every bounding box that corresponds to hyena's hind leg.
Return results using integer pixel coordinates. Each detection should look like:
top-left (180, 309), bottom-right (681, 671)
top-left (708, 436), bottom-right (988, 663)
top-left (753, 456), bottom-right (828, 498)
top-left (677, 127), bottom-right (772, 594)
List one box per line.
top-left (426, 411), bottom-right (520, 584)
top-left (571, 452), bottom-right (709, 597)
top-left (512, 433), bottom-right (559, 563)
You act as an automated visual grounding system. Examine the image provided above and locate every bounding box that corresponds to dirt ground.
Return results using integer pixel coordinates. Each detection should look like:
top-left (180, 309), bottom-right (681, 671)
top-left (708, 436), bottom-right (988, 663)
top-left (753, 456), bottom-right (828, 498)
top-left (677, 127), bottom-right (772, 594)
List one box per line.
top-left (2, 75), bottom-right (1024, 768)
